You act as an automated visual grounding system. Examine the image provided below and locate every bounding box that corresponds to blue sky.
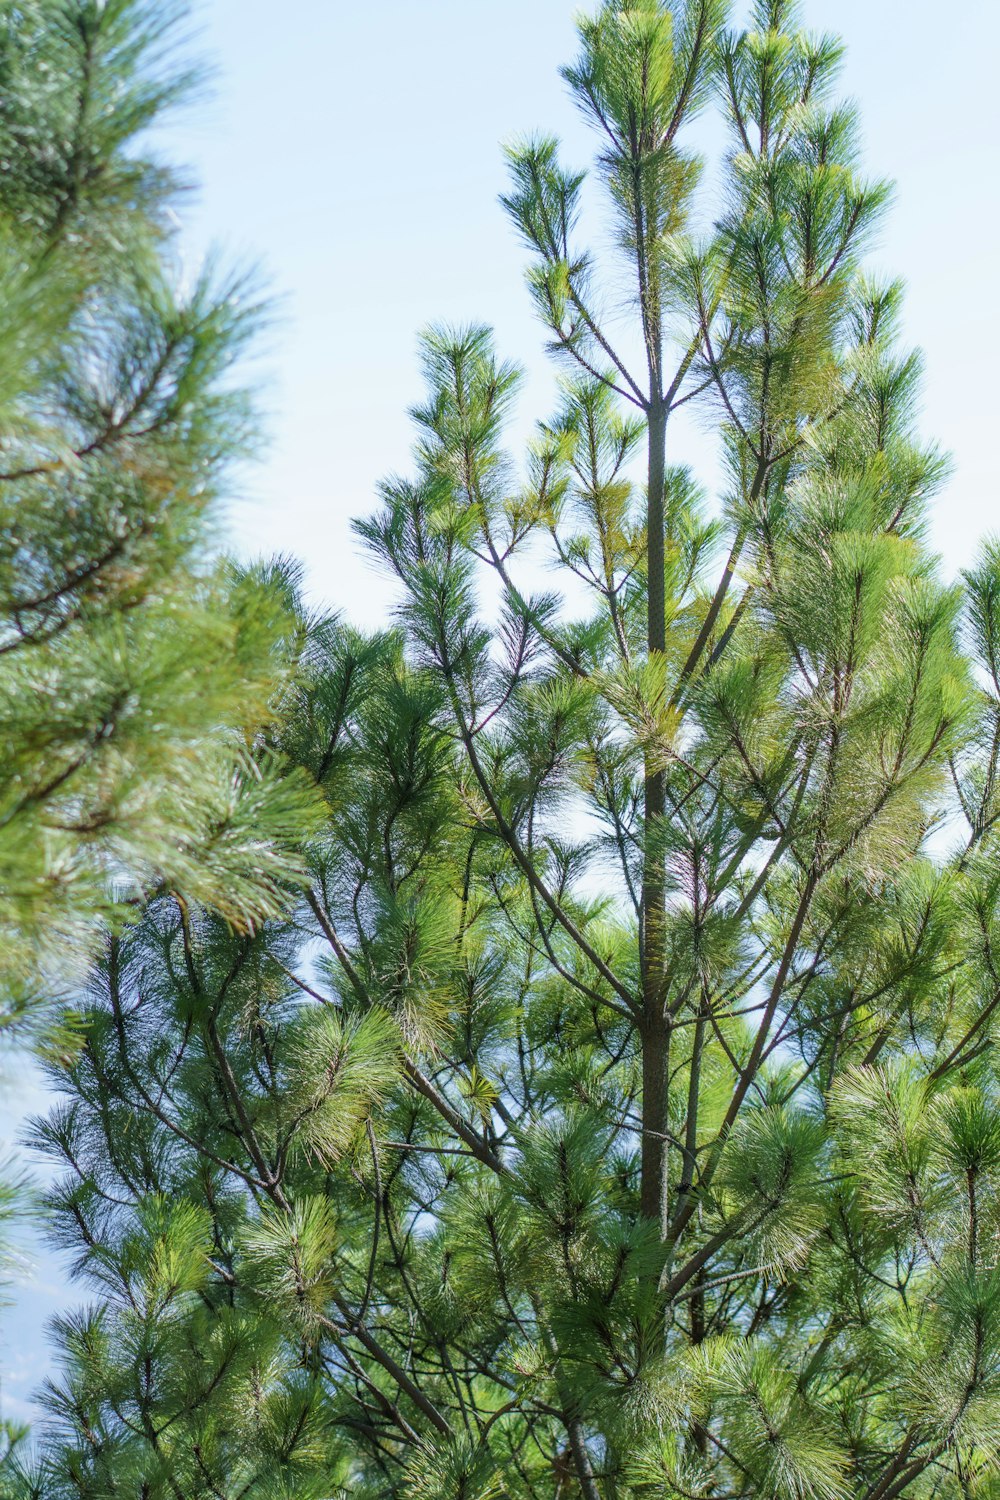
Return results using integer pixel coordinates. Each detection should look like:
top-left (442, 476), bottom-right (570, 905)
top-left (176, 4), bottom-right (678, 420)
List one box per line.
top-left (3, 0), bottom-right (999, 1426)
top-left (162, 0), bottom-right (999, 612)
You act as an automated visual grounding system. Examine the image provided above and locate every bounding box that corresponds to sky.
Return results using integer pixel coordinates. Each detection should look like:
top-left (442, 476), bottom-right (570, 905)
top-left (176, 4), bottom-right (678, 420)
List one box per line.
top-left (3, 0), bottom-right (999, 1427)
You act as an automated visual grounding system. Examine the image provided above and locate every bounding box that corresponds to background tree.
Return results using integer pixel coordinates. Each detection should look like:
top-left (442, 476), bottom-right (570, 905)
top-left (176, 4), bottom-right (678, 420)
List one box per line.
top-left (13, 2), bottom-right (1000, 1497)
top-left (0, 0), bottom-right (313, 1019)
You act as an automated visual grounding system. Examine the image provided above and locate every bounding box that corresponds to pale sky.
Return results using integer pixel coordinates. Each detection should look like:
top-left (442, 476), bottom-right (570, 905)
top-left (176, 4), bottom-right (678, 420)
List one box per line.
top-left (3, 0), bottom-right (998, 1426)
top-left (166, 0), bottom-right (999, 613)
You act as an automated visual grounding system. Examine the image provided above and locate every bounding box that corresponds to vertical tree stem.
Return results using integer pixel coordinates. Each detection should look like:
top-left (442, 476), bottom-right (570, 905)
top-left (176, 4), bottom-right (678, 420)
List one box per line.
top-left (641, 398), bottom-right (670, 1228)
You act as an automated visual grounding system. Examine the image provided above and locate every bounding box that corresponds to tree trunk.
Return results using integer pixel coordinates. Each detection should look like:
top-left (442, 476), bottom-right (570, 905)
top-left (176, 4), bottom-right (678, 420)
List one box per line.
top-left (640, 399), bottom-right (669, 1229)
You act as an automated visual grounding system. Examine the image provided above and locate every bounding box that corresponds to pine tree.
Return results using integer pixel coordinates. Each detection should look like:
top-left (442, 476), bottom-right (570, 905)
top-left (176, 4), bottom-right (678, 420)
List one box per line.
top-left (15, 3), bottom-right (1000, 1497)
top-left (0, 0), bottom-right (314, 1019)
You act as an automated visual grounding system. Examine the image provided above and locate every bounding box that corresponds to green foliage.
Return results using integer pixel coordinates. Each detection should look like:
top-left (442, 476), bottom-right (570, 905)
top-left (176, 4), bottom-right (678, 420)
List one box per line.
top-left (0, 0), bottom-right (315, 1015)
top-left (12, 3), bottom-right (1000, 1499)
